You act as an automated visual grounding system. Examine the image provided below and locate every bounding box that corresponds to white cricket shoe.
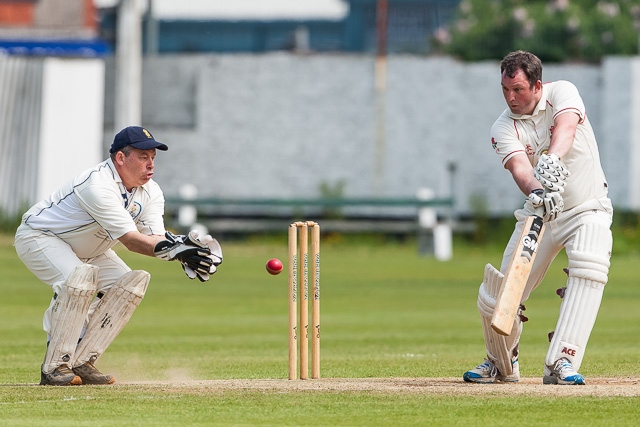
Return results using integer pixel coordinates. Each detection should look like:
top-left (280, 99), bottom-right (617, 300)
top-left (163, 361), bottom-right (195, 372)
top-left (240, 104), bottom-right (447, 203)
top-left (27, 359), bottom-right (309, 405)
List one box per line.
top-left (463, 357), bottom-right (520, 383)
top-left (543, 358), bottom-right (585, 385)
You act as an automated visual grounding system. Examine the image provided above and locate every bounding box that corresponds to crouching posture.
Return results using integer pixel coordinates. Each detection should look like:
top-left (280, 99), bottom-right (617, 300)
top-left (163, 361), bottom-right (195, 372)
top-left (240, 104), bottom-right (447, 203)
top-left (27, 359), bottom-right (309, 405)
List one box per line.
top-left (14, 126), bottom-right (222, 385)
top-left (463, 51), bottom-right (612, 385)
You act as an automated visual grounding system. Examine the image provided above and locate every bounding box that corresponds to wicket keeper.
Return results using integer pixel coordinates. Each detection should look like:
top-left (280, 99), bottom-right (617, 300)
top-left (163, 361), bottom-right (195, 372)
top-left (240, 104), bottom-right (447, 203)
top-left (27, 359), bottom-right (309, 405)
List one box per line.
top-left (14, 126), bottom-right (222, 385)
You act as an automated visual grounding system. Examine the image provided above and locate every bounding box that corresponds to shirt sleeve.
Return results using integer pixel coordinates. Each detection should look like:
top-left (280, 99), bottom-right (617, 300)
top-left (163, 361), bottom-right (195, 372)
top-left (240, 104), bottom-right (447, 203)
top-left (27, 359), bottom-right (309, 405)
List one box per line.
top-left (75, 183), bottom-right (138, 240)
top-left (549, 80), bottom-right (586, 123)
top-left (490, 114), bottom-right (527, 168)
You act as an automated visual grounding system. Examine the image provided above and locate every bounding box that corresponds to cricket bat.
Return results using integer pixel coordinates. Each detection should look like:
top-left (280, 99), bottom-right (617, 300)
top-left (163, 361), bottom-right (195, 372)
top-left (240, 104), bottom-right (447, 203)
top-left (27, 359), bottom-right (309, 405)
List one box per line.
top-left (491, 211), bottom-right (545, 336)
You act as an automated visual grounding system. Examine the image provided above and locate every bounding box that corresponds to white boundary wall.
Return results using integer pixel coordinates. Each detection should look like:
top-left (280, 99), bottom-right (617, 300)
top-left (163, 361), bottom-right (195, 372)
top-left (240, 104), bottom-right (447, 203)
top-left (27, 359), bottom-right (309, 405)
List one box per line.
top-left (103, 54), bottom-right (635, 216)
top-left (629, 59), bottom-right (640, 210)
top-left (3, 54), bottom-right (640, 218)
top-left (600, 56), bottom-right (640, 211)
top-left (628, 59), bottom-right (640, 209)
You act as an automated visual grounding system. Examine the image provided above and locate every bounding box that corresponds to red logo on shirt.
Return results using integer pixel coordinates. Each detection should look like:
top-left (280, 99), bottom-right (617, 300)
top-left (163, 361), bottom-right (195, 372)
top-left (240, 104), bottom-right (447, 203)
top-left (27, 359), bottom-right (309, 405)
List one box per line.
top-left (491, 137), bottom-right (497, 150)
top-left (525, 144), bottom-right (535, 155)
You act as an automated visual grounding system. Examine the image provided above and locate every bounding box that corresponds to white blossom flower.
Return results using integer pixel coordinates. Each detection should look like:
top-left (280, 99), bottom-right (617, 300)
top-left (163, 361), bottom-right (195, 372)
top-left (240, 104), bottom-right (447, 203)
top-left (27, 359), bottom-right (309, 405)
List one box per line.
top-left (567, 16), bottom-right (580, 31)
top-left (549, 0), bottom-right (570, 12)
top-left (513, 7), bottom-right (527, 22)
top-left (459, 0), bottom-right (472, 14)
top-left (522, 19), bottom-right (535, 38)
top-left (597, 2), bottom-right (620, 18)
top-left (433, 27), bottom-right (451, 45)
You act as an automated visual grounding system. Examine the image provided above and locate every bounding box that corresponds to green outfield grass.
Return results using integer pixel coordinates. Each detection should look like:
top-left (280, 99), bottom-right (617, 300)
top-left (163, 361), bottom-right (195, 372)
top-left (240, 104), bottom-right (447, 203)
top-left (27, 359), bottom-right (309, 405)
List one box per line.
top-left (1, 232), bottom-right (639, 426)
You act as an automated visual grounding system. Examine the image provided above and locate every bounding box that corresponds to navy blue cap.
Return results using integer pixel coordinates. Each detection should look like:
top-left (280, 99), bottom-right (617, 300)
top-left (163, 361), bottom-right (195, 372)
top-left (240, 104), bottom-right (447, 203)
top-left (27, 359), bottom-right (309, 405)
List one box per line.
top-left (109, 126), bottom-right (168, 153)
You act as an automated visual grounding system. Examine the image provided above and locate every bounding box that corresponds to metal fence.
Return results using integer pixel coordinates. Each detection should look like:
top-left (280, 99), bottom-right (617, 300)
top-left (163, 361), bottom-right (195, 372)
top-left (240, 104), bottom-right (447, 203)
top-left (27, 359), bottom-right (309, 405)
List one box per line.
top-left (0, 57), bottom-right (43, 217)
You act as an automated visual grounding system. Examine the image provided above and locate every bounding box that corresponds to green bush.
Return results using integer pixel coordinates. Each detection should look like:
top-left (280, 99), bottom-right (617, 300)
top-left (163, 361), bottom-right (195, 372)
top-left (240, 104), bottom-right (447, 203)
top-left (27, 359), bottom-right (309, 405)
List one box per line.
top-left (610, 210), bottom-right (640, 255)
top-left (434, 0), bottom-right (640, 62)
top-left (0, 208), bottom-right (21, 234)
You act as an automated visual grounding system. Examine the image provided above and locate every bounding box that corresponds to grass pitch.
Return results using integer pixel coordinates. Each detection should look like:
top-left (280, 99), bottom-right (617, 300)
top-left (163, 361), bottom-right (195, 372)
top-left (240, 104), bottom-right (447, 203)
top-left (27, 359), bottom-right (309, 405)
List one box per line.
top-left (1, 232), bottom-right (639, 426)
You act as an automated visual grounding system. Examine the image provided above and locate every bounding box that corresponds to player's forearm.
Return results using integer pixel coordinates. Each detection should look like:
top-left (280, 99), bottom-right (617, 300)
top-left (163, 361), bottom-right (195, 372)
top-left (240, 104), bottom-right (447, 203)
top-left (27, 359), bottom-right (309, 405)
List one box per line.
top-left (514, 173), bottom-right (543, 196)
top-left (118, 231), bottom-right (165, 257)
top-left (548, 113), bottom-right (579, 158)
top-left (506, 155), bottom-right (543, 196)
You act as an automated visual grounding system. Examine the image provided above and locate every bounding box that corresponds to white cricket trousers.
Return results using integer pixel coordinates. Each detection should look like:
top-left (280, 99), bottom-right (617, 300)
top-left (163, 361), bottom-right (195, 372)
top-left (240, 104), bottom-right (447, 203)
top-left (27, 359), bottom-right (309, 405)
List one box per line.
top-left (502, 197), bottom-right (613, 303)
top-left (14, 224), bottom-right (131, 336)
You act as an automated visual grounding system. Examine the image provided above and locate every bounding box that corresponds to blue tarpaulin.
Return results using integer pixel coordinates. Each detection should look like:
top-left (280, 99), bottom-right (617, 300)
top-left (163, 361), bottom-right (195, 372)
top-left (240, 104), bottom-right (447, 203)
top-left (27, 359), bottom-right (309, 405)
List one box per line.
top-left (0, 39), bottom-right (110, 57)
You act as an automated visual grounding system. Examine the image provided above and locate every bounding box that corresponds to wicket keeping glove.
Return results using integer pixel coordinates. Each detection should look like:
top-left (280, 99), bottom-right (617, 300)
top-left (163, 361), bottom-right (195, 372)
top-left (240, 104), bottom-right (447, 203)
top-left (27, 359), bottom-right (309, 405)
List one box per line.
top-left (154, 231), bottom-right (214, 281)
top-left (181, 231), bottom-right (223, 282)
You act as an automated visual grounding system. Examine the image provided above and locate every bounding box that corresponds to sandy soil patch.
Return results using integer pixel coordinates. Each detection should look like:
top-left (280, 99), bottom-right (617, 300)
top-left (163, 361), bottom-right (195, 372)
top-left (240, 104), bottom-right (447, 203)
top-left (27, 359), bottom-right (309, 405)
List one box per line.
top-left (122, 377), bottom-right (640, 397)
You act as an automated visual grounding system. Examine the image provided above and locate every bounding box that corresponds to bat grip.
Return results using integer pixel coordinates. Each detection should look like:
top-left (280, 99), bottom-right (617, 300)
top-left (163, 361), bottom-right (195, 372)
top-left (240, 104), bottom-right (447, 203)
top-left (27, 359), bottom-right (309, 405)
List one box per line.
top-left (532, 188), bottom-right (546, 218)
top-left (533, 205), bottom-right (544, 218)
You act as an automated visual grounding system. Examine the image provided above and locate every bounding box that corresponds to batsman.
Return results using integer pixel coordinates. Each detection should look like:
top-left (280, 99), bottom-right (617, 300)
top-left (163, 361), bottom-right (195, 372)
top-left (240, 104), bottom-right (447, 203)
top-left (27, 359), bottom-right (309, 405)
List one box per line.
top-left (14, 126), bottom-right (223, 386)
top-left (463, 51), bottom-right (613, 385)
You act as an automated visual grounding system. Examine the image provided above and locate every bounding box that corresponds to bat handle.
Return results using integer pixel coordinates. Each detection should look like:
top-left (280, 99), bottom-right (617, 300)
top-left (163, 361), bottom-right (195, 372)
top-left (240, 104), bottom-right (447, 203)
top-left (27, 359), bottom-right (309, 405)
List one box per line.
top-left (533, 189), bottom-right (546, 218)
top-left (534, 205), bottom-right (544, 218)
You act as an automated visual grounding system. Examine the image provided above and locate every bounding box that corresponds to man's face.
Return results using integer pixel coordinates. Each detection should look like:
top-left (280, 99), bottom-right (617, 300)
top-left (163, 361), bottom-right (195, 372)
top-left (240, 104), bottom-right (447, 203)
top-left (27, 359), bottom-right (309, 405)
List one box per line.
top-left (116, 148), bottom-right (156, 190)
top-left (501, 69), bottom-right (541, 116)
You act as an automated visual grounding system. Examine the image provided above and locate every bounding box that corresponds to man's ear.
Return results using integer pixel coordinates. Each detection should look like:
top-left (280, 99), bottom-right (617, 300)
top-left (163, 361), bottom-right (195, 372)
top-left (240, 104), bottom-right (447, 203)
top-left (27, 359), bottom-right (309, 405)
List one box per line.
top-left (535, 80), bottom-right (542, 92)
top-left (115, 151), bottom-right (125, 165)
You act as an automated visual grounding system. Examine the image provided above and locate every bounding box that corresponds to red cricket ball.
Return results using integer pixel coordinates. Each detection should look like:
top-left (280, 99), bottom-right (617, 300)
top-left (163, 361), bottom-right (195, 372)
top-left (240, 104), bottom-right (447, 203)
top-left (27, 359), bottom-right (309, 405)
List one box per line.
top-left (266, 258), bottom-right (283, 275)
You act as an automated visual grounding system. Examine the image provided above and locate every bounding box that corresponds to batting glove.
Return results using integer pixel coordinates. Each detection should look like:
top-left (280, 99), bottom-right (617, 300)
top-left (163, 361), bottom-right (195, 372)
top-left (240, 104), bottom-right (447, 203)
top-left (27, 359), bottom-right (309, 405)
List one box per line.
top-left (527, 189), bottom-right (564, 222)
top-left (534, 154), bottom-right (570, 193)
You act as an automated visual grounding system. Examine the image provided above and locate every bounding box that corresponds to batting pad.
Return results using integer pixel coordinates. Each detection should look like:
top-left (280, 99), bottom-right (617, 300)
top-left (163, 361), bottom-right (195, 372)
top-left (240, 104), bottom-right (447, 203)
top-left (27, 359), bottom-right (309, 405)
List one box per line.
top-left (43, 264), bottom-right (99, 373)
top-left (478, 263), bottom-right (521, 376)
top-left (73, 270), bottom-right (150, 367)
top-left (546, 223), bottom-right (612, 371)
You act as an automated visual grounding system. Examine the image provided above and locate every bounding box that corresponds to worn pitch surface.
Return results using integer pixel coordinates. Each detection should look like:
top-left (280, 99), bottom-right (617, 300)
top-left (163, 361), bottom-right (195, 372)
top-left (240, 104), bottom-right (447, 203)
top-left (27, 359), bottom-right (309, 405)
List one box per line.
top-left (119, 377), bottom-right (640, 397)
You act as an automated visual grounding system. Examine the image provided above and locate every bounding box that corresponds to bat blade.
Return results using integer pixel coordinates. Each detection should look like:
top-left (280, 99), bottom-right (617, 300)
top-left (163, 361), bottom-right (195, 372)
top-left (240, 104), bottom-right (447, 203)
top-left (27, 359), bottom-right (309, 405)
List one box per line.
top-left (491, 215), bottom-right (545, 336)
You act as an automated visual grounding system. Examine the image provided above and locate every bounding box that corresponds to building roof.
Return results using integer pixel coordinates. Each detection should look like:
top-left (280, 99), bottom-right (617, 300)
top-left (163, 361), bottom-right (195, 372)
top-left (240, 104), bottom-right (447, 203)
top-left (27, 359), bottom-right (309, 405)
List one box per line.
top-left (94, 0), bottom-right (348, 20)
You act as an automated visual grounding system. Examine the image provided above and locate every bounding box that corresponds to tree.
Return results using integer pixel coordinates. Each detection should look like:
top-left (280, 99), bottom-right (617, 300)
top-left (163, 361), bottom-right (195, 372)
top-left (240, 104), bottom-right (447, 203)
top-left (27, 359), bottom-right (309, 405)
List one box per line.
top-left (433, 0), bottom-right (640, 63)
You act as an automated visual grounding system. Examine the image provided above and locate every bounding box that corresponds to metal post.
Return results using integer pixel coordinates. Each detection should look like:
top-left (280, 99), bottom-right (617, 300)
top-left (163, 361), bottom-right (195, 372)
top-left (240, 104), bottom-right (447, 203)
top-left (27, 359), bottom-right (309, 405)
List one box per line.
top-left (115, 0), bottom-right (144, 130)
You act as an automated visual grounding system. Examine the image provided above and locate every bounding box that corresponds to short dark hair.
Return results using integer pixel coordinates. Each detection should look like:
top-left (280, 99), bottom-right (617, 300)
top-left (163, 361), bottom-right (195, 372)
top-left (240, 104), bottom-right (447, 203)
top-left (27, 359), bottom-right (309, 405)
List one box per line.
top-left (109, 144), bottom-right (135, 161)
top-left (500, 50), bottom-right (542, 89)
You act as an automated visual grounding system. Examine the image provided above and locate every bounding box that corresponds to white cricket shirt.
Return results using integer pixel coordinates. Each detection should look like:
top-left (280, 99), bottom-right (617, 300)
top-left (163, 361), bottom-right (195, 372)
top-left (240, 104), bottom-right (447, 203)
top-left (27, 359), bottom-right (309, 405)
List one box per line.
top-left (23, 158), bottom-right (166, 259)
top-left (490, 80), bottom-right (609, 210)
